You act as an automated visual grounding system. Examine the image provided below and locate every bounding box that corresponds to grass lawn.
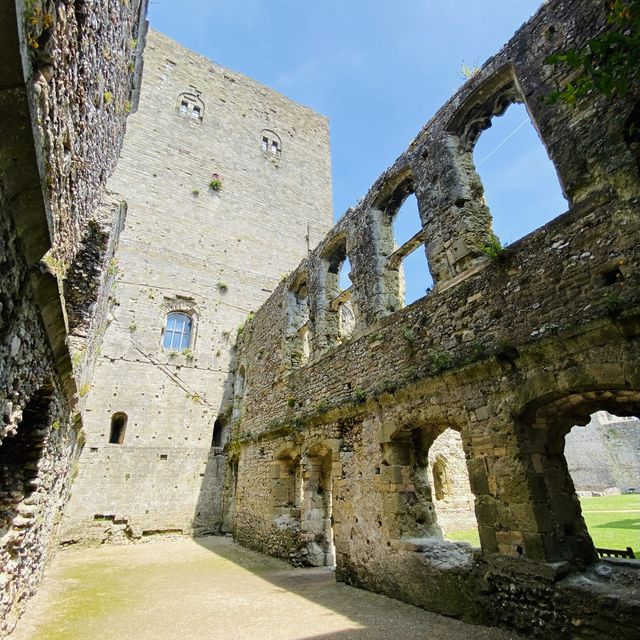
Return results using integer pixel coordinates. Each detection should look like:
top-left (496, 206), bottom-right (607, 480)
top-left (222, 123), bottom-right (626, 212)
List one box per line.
top-left (445, 494), bottom-right (640, 556)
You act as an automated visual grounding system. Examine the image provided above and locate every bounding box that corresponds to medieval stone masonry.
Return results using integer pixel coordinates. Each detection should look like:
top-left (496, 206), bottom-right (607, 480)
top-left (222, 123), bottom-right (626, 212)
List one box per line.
top-left (0, 0), bottom-right (638, 637)
top-left (0, 0), bottom-right (149, 634)
top-left (229, 0), bottom-right (640, 636)
top-left (60, 29), bottom-right (333, 545)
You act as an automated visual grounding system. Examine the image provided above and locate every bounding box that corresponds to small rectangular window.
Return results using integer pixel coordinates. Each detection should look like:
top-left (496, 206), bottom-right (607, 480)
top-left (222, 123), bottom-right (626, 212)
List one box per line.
top-left (261, 137), bottom-right (269, 152)
top-left (190, 106), bottom-right (201, 120)
top-left (179, 101), bottom-right (188, 115)
top-left (271, 141), bottom-right (279, 155)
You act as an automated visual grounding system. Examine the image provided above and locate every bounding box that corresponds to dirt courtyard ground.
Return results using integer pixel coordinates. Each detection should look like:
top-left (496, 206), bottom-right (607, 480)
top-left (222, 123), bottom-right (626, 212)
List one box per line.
top-left (10, 536), bottom-right (524, 640)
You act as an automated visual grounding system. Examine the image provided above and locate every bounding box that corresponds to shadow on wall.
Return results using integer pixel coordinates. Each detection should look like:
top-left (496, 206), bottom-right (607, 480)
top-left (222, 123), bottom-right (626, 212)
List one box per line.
top-left (190, 366), bottom-right (236, 535)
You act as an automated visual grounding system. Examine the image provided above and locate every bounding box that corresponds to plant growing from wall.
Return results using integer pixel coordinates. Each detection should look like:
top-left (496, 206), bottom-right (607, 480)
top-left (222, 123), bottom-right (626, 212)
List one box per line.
top-left (24, 3), bottom-right (53, 50)
top-left (107, 258), bottom-right (119, 276)
top-left (460, 61), bottom-right (480, 79)
top-left (604, 294), bottom-right (625, 317)
top-left (183, 348), bottom-right (195, 360)
top-left (426, 348), bottom-right (454, 373)
top-left (217, 281), bottom-right (228, 293)
top-left (402, 328), bottom-right (417, 343)
top-left (316, 399), bottom-right (330, 413)
top-left (353, 388), bottom-right (367, 404)
top-left (209, 173), bottom-right (223, 191)
top-left (479, 235), bottom-right (507, 260)
top-left (42, 252), bottom-right (69, 277)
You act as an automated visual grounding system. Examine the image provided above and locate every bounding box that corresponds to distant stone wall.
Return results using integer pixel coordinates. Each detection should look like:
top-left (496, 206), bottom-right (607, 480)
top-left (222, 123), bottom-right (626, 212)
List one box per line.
top-left (230, 0), bottom-right (640, 637)
top-left (565, 412), bottom-right (640, 494)
top-left (0, 0), bottom-right (147, 634)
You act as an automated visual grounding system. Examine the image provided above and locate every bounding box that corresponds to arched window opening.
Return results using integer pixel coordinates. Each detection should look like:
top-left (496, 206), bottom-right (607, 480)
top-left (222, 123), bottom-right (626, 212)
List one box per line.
top-left (337, 257), bottom-right (355, 341)
top-left (374, 172), bottom-right (434, 313)
top-left (519, 391), bottom-right (640, 563)
top-left (320, 237), bottom-right (357, 351)
top-left (211, 416), bottom-right (226, 448)
top-left (273, 449), bottom-right (302, 521)
top-left (109, 412), bottom-right (128, 444)
top-left (390, 194), bottom-right (434, 307)
top-left (232, 365), bottom-right (246, 421)
top-left (381, 423), bottom-right (480, 550)
top-left (0, 383), bottom-right (53, 538)
top-left (162, 312), bottom-right (192, 351)
top-left (286, 275), bottom-right (311, 368)
top-left (176, 92), bottom-right (204, 122)
top-left (380, 427), bottom-right (442, 540)
top-left (563, 411), bottom-right (640, 560)
top-left (261, 129), bottom-right (282, 158)
top-left (472, 102), bottom-right (568, 247)
top-left (428, 430), bottom-right (478, 545)
top-left (301, 444), bottom-right (335, 567)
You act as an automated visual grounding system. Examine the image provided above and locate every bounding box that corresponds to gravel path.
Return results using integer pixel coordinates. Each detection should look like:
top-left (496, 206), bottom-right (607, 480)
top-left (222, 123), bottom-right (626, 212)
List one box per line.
top-left (10, 536), bottom-right (524, 640)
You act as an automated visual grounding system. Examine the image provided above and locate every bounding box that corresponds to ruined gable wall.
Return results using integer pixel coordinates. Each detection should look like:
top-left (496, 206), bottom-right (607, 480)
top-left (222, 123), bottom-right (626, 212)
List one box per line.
top-left (0, 0), bottom-right (148, 633)
top-left (61, 30), bottom-right (334, 545)
top-left (231, 0), bottom-right (640, 636)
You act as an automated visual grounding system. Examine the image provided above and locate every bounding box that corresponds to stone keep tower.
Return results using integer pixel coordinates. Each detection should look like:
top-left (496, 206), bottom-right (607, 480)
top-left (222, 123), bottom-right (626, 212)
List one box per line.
top-left (61, 30), bottom-right (333, 543)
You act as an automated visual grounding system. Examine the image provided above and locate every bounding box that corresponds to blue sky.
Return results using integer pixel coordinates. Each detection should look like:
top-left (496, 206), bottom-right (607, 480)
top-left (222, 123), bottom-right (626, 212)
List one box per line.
top-left (149, 0), bottom-right (567, 304)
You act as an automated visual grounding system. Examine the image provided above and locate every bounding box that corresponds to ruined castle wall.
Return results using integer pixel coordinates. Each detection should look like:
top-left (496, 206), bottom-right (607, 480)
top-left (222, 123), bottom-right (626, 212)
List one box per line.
top-left (230, 0), bottom-right (640, 636)
top-left (565, 412), bottom-right (640, 494)
top-left (0, 0), bottom-right (148, 633)
top-left (61, 30), bottom-right (333, 544)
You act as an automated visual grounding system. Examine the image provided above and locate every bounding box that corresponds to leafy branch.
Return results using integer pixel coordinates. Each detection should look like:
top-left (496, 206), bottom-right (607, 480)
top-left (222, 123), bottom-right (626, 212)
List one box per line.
top-left (546, 0), bottom-right (640, 104)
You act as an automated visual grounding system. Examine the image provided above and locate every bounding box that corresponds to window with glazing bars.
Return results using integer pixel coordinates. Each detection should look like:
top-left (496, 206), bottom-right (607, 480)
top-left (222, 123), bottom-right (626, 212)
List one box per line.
top-left (162, 312), bottom-right (192, 350)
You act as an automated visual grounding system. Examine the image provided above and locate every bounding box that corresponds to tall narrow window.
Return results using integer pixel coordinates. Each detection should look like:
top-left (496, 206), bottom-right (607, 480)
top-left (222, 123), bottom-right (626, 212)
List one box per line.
top-left (162, 312), bottom-right (192, 350)
top-left (261, 136), bottom-right (269, 152)
top-left (391, 194), bottom-right (433, 307)
top-left (179, 101), bottom-right (188, 115)
top-left (109, 412), bottom-right (128, 444)
top-left (319, 236), bottom-right (358, 351)
top-left (211, 417), bottom-right (225, 448)
top-left (286, 274), bottom-right (311, 368)
top-left (190, 105), bottom-right (201, 120)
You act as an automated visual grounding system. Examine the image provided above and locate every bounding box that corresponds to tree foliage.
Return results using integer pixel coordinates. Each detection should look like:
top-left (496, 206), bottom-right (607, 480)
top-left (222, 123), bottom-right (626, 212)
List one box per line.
top-left (546, 0), bottom-right (639, 104)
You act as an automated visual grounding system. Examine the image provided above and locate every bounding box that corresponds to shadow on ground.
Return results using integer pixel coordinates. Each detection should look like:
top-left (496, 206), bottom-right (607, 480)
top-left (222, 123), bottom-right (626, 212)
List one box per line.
top-left (10, 536), bottom-right (524, 640)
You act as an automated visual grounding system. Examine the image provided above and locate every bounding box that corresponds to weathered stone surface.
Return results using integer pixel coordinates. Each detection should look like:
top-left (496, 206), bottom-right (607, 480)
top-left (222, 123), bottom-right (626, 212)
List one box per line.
top-left (60, 29), bottom-right (334, 545)
top-left (228, 0), bottom-right (640, 637)
top-left (0, 0), bottom-right (147, 634)
top-left (565, 412), bottom-right (640, 493)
